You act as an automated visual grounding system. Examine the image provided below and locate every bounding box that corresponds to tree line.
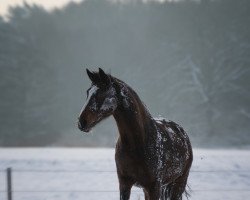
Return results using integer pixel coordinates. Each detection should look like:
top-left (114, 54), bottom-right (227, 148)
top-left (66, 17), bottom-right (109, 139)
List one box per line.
top-left (0, 0), bottom-right (249, 147)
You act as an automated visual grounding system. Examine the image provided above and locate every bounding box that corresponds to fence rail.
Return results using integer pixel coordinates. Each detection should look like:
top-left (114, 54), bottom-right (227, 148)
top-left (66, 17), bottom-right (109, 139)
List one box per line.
top-left (2, 167), bottom-right (250, 200)
top-left (1, 190), bottom-right (250, 193)
top-left (1, 169), bottom-right (250, 173)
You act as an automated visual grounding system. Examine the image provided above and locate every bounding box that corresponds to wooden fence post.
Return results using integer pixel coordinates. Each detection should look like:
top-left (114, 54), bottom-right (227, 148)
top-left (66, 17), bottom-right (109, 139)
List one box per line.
top-left (6, 168), bottom-right (12, 200)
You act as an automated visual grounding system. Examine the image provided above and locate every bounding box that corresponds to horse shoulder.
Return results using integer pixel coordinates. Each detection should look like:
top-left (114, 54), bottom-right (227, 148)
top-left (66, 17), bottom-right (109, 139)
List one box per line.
top-left (115, 138), bottom-right (152, 185)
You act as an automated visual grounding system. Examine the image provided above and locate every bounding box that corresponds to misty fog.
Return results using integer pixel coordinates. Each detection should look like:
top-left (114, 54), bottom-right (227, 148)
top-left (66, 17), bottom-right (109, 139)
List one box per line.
top-left (0, 0), bottom-right (249, 148)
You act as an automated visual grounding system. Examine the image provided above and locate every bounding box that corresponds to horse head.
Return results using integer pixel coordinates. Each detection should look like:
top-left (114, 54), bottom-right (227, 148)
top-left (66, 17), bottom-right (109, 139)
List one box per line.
top-left (78, 68), bottom-right (117, 132)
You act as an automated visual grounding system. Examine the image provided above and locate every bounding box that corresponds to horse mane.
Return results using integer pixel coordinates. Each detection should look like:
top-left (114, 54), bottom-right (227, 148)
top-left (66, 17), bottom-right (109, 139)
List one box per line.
top-left (112, 76), bottom-right (152, 118)
top-left (109, 75), bottom-right (155, 145)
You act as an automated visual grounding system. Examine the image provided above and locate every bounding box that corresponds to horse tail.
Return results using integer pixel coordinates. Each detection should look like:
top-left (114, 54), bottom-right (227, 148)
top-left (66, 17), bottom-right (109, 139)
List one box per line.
top-left (184, 184), bottom-right (191, 200)
top-left (164, 181), bottom-right (191, 200)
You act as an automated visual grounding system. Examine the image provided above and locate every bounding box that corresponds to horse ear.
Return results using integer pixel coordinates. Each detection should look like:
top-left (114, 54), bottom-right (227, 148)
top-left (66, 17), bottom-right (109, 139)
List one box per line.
top-left (99, 68), bottom-right (111, 86)
top-left (86, 68), bottom-right (98, 83)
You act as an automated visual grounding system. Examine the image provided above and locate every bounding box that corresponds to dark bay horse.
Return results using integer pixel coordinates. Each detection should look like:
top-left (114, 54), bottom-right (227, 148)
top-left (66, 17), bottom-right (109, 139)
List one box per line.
top-left (78, 68), bottom-right (193, 200)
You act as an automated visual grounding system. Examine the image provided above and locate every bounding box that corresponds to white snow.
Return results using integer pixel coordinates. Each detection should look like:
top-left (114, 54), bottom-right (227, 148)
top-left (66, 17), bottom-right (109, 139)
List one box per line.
top-left (154, 117), bottom-right (167, 121)
top-left (0, 148), bottom-right (249, 200)
top-left (120, 86), bottom-right (130, 108)
top-left (154, 117), bottom-right (171, 124)
top-left (100, 88), bottom-right (117, 112)
top-left (100, 97), bottom-right (117, 112)
top-left (166, 127), bottom-right (174, 134)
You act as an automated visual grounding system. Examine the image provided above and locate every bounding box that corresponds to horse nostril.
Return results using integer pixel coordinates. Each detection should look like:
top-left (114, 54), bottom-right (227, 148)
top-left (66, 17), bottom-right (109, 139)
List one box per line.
top-left (78, 119), bottom-right (87, 130)
top-left (82, 119), bottom-right (87, 126)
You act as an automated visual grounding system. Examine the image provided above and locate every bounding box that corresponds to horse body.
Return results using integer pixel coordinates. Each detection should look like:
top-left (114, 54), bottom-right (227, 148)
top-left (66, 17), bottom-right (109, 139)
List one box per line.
top-left (78, 68), bottom-right (193, 200)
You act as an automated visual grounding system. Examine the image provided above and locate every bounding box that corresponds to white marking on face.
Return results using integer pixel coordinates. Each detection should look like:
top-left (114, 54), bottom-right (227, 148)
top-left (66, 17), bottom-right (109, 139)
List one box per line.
top-left (79, 85), bottom-right (98, 116)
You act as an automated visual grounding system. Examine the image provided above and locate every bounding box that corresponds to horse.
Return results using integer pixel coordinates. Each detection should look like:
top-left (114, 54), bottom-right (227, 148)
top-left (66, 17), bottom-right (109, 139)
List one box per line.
top-left (78, 68), bottom-right (193, 200)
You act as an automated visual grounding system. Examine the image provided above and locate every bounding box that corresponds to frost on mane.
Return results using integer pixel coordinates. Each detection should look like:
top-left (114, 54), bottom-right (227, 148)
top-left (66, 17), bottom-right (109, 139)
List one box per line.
top-left (121, 86), bottom-right (130, 108)
top-left (154, 116), bottom-right (171, 124)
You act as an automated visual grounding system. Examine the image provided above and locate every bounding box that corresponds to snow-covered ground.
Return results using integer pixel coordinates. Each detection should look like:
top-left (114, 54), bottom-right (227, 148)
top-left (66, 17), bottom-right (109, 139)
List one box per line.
top-left (0, 148), bottom-right (249, 200)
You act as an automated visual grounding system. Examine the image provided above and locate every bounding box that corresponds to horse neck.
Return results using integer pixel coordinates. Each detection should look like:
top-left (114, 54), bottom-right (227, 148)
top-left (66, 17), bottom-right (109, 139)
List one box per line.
top-left (113, 80), bottom-right (152, 148)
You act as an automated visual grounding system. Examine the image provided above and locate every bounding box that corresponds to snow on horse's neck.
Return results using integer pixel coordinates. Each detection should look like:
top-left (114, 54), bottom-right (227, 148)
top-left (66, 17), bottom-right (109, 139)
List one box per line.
top-left (113, 80), bottom-right (151, 147)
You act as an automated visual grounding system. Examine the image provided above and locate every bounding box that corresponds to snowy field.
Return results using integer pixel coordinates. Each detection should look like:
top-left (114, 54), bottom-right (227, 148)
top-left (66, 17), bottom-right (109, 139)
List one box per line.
top-left (0, 148), bottom-right (250, 200)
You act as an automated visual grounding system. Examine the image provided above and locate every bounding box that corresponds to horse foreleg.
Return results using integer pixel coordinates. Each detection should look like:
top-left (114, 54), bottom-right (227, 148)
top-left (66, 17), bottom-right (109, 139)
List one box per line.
top-left (119, 177), bottom-right (134, 200)
top-left (147, 186), bottom-right (161, 200)
top-left (143, 189), bottom-right (150, 200)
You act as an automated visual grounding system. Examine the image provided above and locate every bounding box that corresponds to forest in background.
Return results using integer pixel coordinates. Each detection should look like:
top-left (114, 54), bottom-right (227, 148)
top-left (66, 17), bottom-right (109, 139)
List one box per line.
top-left (0, 0), bottom-right (249, 147)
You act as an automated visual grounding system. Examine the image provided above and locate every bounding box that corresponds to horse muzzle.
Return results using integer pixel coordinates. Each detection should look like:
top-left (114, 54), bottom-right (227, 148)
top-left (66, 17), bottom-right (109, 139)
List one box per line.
top-left (78, 119), bottom-right (91, 133)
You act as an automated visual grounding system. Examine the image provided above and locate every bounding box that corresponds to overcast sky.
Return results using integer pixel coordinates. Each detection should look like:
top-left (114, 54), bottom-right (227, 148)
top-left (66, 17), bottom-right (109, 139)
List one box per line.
top-left (0, 0), bottom-right (82, 17)
top-left (0, 0), bottom-right (171, 17)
